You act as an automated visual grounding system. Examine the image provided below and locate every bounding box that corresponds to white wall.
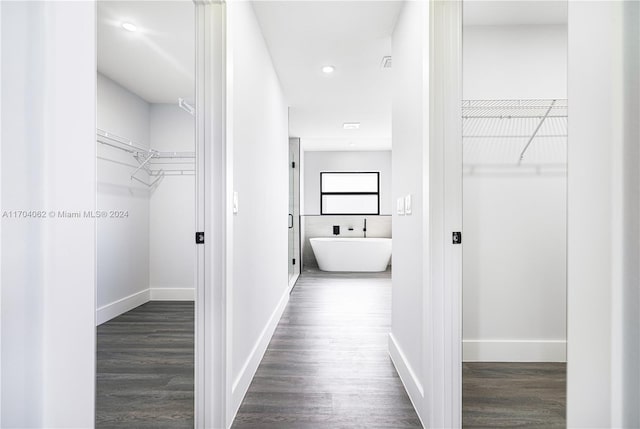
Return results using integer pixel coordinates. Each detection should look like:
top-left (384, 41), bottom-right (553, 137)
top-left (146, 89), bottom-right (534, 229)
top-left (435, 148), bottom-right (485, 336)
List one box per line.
top-left (462, 24), bottom-right (567, 362)
top-left (567, 2), bottom-right (640, 426)
top-left (463, 175), bottom-right (566, 361)
top-left (390, 3), bottom-right (464, 426)
top-left (463, 25), bottom-right (567, 100)
top-left (389, 1), bottom-right (428, 424)
top-left (149, 104), bottom-right (195, 299)
top-left (228, 2), bottom-right (289, 425)
top-left (96, 73), bottom-right (151, 323)
top-left (1, 2), bottom-right (96, 427)
top-left (302, 150), bottom-right (392, 215)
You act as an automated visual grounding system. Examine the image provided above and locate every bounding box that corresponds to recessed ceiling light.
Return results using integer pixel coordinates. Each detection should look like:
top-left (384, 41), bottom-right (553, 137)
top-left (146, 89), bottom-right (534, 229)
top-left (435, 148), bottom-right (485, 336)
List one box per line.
top-left (348, 141), bottom-right (356, 147)
top-left (121, 22), bottom-right (138, 32)
top-left (321, 65), bottom-right (335, 74)
top-left (343, 122), bottom-right (360, 130)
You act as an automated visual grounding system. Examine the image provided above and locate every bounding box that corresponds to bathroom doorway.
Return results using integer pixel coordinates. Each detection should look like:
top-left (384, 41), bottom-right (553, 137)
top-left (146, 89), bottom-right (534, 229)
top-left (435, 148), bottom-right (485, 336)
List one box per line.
top-left (94, 1), bottom-right (197, 426)
top-left (461, 1), bottom-right (568, 426)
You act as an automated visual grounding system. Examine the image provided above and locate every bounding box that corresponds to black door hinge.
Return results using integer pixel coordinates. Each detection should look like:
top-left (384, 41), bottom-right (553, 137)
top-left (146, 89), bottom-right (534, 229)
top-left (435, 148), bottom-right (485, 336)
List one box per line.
top-left (195, 232), bottom-right (205, 244)
top-left (292, 258), bottom-right (296, 265)
top-left (291, 161), bottom-right (296, 168)
top-left (452, 231), bottom-right (462, 244)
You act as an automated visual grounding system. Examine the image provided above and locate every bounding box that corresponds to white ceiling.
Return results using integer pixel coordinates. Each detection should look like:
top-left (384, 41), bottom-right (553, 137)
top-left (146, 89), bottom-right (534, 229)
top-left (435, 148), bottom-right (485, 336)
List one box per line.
top-left (252, 1), bottom-right (402, 152)
top-left (97, 0), bottom-right (194, 104)
top-left (96, 0), bottom-right (567, 148)
top-left (254, 0), bottom-right (567, 152)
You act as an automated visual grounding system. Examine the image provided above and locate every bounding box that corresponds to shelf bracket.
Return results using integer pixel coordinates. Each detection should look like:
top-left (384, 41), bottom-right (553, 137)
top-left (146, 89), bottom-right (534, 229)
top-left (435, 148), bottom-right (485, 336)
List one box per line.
top-left (518, 99), bottom-right (556, 165)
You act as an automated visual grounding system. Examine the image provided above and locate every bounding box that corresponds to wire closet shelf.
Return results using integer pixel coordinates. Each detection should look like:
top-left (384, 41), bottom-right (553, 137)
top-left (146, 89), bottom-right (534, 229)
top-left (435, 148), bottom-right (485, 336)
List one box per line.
top-left (96, 128), bottom-right (195, 187)
top-left (462, 99), bottom-right (567, 171)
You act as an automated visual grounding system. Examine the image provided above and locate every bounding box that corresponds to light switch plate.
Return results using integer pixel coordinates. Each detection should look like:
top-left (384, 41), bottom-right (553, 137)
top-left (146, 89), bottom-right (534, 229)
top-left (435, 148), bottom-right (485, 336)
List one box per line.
top-left (404, 194), bottom-right (412, 215)
top-left (233, 191), bottom-right (239, 214)
top-left (397, 197), bottom-right (405, 215)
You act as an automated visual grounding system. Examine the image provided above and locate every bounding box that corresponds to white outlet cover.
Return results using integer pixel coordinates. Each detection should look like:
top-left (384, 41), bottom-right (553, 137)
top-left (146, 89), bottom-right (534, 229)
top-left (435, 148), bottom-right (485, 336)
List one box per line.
top-left (404, 194), bottom-right (412, 215)
top-left (397, 197), bottom-right (405, 215)
top-left (233, 191), bottom-right (239, 214)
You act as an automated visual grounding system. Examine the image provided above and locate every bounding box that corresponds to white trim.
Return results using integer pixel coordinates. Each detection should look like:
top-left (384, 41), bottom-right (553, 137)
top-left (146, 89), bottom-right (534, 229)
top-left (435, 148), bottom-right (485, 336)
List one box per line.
top-left (463, 340), bottom-right (567, 363)
top-left (223, 2), bottom-right (235, 426)
top-left (0, 2), bottom-right (4, 420)
top-left (194, 2), bottom-right (227, 428)
top-left (288, 273), bottom-right (299, 291)
top-left (227, 286), bottom-right (290, 427)
top-left (428, 1), bottom-right (463, 427)
top-left (388, 333), bottom-right (425, 426)
top-left (96, 289), bottom-right (150, 326)
top-left (96, 288), bottom-right (196, 325)
top-left (150, 287), bottom-right (195, 301)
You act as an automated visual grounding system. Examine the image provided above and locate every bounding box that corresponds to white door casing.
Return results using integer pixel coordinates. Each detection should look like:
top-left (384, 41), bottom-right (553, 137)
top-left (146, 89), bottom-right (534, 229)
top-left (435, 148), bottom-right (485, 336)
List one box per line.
top-left (427, 1), bottom-right (463, 427)
top-left (194, 1), bottom-right (229, 428)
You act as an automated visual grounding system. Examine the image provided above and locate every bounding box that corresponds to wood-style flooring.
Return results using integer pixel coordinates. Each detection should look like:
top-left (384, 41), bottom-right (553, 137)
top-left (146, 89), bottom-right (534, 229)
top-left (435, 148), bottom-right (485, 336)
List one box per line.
top-left (95, 279), bottom-right (566, 429)
top-left (232, 269), bottom-right (422, 429)
top-left (463, 362), bottom-right (566, 428)
top-left (96, 301), bottom-right (194, 429)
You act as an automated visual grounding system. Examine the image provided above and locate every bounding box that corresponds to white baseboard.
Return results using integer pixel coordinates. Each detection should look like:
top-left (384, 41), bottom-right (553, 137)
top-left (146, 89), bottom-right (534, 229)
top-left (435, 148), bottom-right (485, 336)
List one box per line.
top-left (388, 333), bottom-right (425, 426)
top-left (96, 287), bottom-right (195, 325)
top-left (227, 286), bottom-right (291, 428)
top-left (463, 339), bottom-right (567, 362)
top-left (288, 273), bottom-right (300, 291)
top-left (150, 287), bottom-right (195, 301)
top-left (96, 289), bottom-right (150, 326)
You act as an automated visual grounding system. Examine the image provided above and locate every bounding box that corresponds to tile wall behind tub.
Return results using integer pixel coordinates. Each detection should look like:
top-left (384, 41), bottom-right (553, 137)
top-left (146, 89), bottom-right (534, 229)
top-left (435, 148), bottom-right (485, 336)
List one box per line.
top-left (301, 215), bottom-right (392, 270)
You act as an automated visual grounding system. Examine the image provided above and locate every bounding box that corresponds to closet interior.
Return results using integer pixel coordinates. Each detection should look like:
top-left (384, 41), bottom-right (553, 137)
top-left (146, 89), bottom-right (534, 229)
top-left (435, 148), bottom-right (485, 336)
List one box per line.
top-left (95, 1), bottom-right (196, 426)
top-left (461, 5), bottom-right (568, 427)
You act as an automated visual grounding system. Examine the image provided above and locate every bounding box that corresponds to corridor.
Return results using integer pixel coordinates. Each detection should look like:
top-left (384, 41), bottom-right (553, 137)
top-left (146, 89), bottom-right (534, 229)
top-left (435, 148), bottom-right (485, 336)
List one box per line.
top-left (232, 270), bottom-right (421, 429)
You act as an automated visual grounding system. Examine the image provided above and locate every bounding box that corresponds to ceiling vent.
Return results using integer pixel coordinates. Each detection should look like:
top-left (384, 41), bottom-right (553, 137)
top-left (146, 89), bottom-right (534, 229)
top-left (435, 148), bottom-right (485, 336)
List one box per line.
top-left (380, 56), bottom-right (392, 69)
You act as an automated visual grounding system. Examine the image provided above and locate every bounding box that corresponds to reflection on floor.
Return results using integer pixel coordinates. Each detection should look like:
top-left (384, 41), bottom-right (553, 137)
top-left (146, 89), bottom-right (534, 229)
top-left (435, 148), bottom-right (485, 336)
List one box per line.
top-left (96, 301), bottom-right (194, 429)
top-left (463, 362), bottom-right (566, 428)
top-left (232, 269), bottom-right (422, 429)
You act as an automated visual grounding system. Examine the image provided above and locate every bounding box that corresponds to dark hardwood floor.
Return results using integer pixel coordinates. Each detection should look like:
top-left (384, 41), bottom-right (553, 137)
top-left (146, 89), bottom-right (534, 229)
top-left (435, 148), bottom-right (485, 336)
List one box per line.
top-left (463, 362), bottom-right (566, 428)
top-left (96, 301), bottom-right (194, 429)
top-left (95, 280), bottom-right (566, 429)
top-left (232, 269), bottom-right (422, 429)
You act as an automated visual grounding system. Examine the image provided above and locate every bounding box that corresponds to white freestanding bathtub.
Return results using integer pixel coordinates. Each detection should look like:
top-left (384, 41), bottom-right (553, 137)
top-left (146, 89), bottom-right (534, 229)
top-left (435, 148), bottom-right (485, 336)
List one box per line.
top-left (309, 237), bottom-right (392, 272)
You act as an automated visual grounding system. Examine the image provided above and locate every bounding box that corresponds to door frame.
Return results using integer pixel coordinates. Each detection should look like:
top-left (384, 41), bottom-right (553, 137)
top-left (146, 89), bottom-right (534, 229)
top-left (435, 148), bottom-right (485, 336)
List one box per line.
top-left (194, 1), bottom-right (229, 428)
top-left (428, 0), bottom-right (463, 426)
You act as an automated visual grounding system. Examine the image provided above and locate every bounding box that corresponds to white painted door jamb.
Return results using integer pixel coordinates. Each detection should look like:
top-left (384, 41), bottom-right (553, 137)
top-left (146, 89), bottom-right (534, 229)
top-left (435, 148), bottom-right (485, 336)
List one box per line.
top-left (428, 1), bottom-right (463, 427)
top-left (194, 1), bottom-right (228, 428)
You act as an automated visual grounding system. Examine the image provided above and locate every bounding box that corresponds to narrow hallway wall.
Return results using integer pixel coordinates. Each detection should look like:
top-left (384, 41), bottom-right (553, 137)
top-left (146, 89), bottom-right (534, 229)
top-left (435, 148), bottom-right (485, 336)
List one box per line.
top-left (227, 2), bottom-right (289, 424)
top-left (389, 1), bottom-right (429, 424)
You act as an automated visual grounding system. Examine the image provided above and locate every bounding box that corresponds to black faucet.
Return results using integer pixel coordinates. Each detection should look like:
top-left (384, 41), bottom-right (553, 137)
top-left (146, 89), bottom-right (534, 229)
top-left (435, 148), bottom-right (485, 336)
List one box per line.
top-left (363, 218), bottom-right (367, 238)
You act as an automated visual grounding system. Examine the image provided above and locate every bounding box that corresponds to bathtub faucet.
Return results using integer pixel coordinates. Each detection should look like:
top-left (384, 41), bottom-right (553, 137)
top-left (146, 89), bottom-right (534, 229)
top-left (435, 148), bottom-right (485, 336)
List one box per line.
top-left (363, 218), bottom-right (367, 238)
